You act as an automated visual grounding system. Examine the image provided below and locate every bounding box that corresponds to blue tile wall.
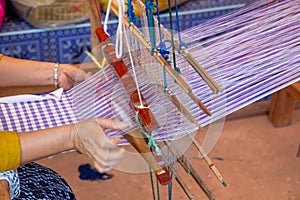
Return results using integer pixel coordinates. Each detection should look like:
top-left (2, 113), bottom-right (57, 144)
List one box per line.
top-left (49, 26), bottom-right (91, 64)
top-left (0, 32), bottom-right (46, 60)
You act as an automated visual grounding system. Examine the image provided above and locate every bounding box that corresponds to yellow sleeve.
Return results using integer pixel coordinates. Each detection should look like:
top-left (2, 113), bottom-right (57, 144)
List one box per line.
top-left (0, 131), bottom-right (21, 172)
top-left (0, 53), bottom-right (3, 60)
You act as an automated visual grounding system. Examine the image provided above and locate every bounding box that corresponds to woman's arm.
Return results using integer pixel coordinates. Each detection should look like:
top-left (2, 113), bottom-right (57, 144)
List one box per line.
top-left (0, 56), bottom-right (56, 87)
top-left (17, 123), bottom-right (75, 163)
top-left (0, 55), bottom-right (89, 89)
top-left (0, 118), bottom-right (126, 173)
top-left (0, 180), bottom-right (10, 200)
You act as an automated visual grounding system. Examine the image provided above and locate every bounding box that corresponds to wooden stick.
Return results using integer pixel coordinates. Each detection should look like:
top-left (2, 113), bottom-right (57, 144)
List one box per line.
top-left (181, 47), bottom-right (223, 93)
top-left (94, 25), bottom-right (171, 184)
top-left (131, 48), bottom-right (203, 128)
top-left (169, 167), bottom-right (194, 200)
top-left (124, 129), bottom-right (164, 174)
top-left (159, 85), bottom-right (225, 186)
top-left (165, 141), bottom-right (216, 200)
top-left (123, 128), bottom-right (171, 185)
top-left (178, 155), bottom-right (216, 200)
top-left (132, 0), bottom-right (222, 94)
top-left (162, 87), bottom-right (226, 187)
top-left (189, 135), bottom-right (227, 187)
top-left (110, 3), bottom-right (211, 116)
top-left (164, 88), bottom-right (202, 129)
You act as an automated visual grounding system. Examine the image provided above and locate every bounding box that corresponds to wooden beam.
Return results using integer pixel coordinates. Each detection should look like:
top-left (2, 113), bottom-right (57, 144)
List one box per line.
top-left (268, 81), bottom-right (300, 127)
top-left (0, 86), bottom-right (54, 97)
top-left (286, 82), bottom-right (300, 102)
top-left (268, 88), bottom-right (296, 127)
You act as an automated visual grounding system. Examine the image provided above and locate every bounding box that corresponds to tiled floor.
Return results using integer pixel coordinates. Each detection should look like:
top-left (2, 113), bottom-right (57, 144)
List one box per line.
top-left (37, 110), bottom-right (300, 200)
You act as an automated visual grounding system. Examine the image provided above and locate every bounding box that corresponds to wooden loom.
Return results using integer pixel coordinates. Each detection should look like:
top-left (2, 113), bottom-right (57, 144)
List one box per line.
top-left (86, 0), bottom-right (300, 199)
top-left (87, 0), bottom-right (226, 198)
top-left (1, 0), bottom-right (299, 199)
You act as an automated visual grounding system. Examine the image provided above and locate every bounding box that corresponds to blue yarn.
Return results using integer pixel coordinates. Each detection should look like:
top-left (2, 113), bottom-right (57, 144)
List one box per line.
top-left (155, 0), bottom-right (163, 44)
top-left (155, 0), bottom-right (170, 91)
top-left (168, 170), bottom-right (173, 200)
top-left (78, 164), bottom-right (113, 181)
top-left (157, 41), bottom-right (171, 62)
top-left (126, 0), bottom-right (139, 26)
top-left (153, 2), bottom-right (174, 58)
top-left (174, 0), bottom-right (187, 51)
top-left (146, 0), bottom-right (157, 55)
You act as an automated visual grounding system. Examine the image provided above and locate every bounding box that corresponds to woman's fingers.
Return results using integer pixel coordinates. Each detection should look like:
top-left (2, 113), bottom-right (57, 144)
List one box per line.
top-left (98, 149), bottom-right (124, 167)
top-left (92, 145), bottom-right (124, 172)
top-left (93, 160), bottom-right (112, 173)
top-left (96, 118), bottom-right (128, 130)
top-left (95, 138), bottom-right (124, 165)
top-left (74, 118), bottom-right (126, 173)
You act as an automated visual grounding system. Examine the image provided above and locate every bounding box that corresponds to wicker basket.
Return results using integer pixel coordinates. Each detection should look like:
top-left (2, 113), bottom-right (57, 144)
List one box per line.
top-left (10, 0), bottom-right (90, 28)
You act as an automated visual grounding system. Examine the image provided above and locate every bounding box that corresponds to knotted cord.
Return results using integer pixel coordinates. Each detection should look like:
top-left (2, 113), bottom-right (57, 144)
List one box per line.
top-left (135, 110), bottom-right (161, 155)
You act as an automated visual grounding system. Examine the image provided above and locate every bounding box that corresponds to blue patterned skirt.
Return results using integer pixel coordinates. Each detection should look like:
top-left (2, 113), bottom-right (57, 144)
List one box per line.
top-left (14, 163), bottom-right (76, 200)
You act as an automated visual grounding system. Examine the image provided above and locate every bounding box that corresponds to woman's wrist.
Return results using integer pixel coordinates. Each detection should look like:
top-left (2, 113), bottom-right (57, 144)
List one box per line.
top-left (68, 124), bottom-right (77, 151)
top-left (53, 63), bottom-right (59, 88)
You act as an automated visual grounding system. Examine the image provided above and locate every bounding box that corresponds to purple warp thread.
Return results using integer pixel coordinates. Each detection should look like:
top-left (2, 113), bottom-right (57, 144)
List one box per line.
top-left (0, 0), bottom-right (299, 143)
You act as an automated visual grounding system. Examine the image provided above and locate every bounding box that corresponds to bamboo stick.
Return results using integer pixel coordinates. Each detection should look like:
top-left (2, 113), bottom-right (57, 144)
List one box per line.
top-left (169, 167), bottom-right (195, 200)
top-left (131, 48), bottom-right (203, 128)
top-left (165, 141), bottom-right (216, 200)
top-left (164, 88), bottom-right (202, 129)
top-left (189, 135), bottom-right (227, 187)
top-left (124, 129), bottom-right (171, 185)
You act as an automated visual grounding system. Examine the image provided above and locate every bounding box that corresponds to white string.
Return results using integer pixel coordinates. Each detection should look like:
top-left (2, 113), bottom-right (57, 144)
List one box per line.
top-left (115, 0), bottom-right (124, 59)
top-left (103, 0), bottom-right (113, 35)
top-left (104, 0), bottom-right (143, 106)
top-left (123, 23), bottom-right (145, 108)
top-left (104, 0), bottom-right (124, 59)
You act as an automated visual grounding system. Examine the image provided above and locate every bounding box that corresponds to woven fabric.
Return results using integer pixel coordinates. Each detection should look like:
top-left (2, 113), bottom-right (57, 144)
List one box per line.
top-left (0, 93), bottom-right (76, 132)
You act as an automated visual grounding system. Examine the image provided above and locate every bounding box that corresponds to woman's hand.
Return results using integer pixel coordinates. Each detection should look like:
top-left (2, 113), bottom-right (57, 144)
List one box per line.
top-left (71, 118), bottom-right (127, 173)
top-left (58, 64), bottom-right (91, 90)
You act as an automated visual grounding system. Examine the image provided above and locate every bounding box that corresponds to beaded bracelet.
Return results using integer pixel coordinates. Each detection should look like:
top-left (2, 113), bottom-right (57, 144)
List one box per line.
top-left (53, 63), bottom-right (59, 88)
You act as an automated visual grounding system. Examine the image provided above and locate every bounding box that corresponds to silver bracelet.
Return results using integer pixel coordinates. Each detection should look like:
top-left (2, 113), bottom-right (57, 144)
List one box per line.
top-left (53, 63), bottom-right (59, 88)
